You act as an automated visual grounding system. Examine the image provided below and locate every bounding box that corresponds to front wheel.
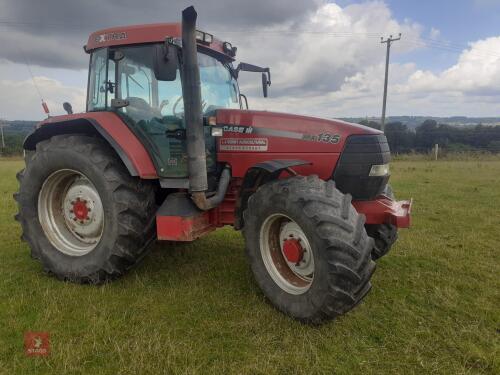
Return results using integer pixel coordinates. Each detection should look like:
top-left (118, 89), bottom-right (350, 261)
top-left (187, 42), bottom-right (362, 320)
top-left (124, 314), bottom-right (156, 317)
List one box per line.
top-left (243, 176), bottom-right (376, 324)
top-left (15, 135), bottom-right (156, 283)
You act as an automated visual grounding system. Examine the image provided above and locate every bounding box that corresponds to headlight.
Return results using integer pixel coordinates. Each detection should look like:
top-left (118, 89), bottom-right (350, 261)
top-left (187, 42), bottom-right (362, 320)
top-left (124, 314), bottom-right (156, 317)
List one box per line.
top-left (195, 30), bottom-right (213, 44)
top-left (369, 164), bottom-right (390, 177)
top-left (211, 127), bottom-right (223, 137)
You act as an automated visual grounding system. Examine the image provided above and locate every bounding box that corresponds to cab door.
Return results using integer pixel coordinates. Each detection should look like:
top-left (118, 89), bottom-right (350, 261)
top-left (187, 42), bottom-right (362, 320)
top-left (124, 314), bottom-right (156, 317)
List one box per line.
top-left (113, 44), bottom-right (189, 178)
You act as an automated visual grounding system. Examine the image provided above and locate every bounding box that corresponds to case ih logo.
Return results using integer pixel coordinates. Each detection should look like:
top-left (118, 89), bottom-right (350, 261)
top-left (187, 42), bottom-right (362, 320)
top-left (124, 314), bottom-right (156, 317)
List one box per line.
top-left (220, 138), bottom-right (268, 152)
top-left (95, 31), bottom-right (127, 43)
top-left (24, 332), bottom-right (50, 357)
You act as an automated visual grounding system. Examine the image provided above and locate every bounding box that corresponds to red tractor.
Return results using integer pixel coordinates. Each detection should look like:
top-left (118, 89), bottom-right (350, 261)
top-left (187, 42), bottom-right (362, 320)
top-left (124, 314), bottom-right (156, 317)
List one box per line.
top-left (15, 7), bottom-right (411, 323)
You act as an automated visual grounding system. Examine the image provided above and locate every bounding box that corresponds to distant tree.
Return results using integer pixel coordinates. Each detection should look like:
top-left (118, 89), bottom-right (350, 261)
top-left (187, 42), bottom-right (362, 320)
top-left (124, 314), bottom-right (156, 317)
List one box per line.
top-left (385, 122), bottom-right (414, 153)
top-left (415, 119), bottom-right (439, 150)
top-left (1, 133), bottom-right (25, 156)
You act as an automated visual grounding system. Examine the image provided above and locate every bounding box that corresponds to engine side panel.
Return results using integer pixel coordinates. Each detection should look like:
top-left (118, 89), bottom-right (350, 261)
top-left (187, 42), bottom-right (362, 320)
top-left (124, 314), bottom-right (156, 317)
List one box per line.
top-left (215, 109), bottom-right (381, 179)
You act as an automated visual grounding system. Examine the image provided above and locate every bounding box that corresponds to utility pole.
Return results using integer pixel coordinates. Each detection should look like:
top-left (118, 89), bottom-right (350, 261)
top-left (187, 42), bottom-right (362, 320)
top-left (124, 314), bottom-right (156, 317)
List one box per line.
top-left (0, 119), bottom-right (5, 150)
top-left (380, 33), bottom-right (401, 132)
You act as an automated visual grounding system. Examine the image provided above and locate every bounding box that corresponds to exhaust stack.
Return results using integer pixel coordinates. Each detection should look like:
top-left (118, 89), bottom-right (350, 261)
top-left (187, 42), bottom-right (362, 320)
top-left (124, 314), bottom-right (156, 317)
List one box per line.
top-left (182, 6), bottom-right (207, 194)
top-left (182, 6), bottom-right (231, 210)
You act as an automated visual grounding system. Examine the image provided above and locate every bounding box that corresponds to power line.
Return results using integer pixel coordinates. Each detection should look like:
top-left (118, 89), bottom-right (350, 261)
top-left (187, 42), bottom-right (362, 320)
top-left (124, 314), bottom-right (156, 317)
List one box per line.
top-left (1, 18), bottom-right (499, 58)
top-left (400, 36), bottom-right (500, 59)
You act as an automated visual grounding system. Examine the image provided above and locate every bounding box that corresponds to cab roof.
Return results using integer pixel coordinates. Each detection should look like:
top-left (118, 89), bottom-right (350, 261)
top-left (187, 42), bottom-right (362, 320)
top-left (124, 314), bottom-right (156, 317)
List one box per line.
top-left (85, 22), bottom-right (234, 60)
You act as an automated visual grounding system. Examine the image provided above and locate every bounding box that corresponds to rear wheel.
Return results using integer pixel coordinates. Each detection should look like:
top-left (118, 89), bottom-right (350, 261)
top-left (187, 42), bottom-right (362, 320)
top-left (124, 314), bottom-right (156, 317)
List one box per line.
top-left (15, 135), bottom-right (156, 283)
top-left (243, 176), bottom-right (376, 324)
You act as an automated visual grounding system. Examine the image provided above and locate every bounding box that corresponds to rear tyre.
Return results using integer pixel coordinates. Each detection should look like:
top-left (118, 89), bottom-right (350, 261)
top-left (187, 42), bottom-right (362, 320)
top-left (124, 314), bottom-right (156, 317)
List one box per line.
top-left (365, 185), bottom-right (398, 260)
top-left (243, 176), bottom-right (376, 324)
top-left (14, 135), bottom-right (156, 283)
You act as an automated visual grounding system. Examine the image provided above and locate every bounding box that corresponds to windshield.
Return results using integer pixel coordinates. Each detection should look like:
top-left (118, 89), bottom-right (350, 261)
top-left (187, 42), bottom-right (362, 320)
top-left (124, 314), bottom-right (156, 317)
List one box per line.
top-left (87, 44), bottom-right (240, 121)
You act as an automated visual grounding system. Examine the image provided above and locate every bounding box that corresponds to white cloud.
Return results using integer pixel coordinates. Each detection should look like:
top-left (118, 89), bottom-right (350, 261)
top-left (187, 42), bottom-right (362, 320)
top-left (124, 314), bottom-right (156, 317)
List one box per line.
top-left (429, 27), bottom-right (441, 39)
top-left (0, 1), bottom-right (499, 120)
top-left (0, 76), bottom-right (86, 120)
top-left (401, 37), bottom-right (500, 95)
top-left (241, 3), bottom-right (500, 117)
top-left (225, 1), bottom-right (422, 97)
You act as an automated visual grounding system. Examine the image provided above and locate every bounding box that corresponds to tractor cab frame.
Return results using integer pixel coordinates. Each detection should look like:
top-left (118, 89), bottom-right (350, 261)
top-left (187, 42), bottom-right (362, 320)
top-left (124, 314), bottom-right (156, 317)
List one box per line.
top-left (86, 31), bottom-right (242, 179)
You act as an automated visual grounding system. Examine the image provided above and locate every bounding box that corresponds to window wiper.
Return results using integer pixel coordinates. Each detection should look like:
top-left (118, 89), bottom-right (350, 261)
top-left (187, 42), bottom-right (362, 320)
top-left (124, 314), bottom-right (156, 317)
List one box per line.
top-left (129, 75), bottom-right (144, 89)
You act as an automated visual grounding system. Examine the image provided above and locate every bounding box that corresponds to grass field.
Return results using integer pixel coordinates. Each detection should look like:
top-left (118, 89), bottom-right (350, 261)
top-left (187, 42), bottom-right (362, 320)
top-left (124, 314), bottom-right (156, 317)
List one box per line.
top-left (0, 158), bottom-right (499, 374)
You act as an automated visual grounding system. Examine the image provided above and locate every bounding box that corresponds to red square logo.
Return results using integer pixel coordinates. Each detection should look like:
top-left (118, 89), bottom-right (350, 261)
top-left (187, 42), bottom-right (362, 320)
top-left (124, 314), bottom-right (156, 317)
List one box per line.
top-left (24, 332), bottom-right (50, 356)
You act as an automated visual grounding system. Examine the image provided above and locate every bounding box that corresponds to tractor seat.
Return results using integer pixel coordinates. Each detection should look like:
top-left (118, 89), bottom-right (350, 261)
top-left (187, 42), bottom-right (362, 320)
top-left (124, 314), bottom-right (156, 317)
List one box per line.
top-left (125, 97), bottom-right (161, 122)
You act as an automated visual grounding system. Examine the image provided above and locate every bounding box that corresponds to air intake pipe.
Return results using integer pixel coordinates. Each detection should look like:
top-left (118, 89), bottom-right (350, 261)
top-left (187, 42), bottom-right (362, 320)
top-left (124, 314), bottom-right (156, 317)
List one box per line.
top-left (181, 6), bottom-right (231, 210)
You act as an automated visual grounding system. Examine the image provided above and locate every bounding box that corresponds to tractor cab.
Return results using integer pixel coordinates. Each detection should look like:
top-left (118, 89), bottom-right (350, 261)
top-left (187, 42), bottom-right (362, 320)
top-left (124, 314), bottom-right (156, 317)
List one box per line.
top-left (86, 29), bottom-right (241, 178)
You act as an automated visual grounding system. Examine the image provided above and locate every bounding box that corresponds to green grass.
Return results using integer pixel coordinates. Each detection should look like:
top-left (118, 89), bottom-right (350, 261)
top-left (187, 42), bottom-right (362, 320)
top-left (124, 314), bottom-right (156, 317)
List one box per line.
top-left (0, 159), bottom-right (499, 374)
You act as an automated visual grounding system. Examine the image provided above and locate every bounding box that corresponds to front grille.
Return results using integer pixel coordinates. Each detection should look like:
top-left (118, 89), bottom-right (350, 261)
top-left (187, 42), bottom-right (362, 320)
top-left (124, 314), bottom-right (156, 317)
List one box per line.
top-left (333, 134), bottom-right (390, 200)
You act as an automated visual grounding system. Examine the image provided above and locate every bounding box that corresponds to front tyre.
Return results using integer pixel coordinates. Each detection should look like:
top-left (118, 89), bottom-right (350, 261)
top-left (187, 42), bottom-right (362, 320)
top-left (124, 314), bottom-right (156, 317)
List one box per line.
top-left (15, 135), bottom-right (156, 283)
top-left (243, 176), bottom-right (376, 324)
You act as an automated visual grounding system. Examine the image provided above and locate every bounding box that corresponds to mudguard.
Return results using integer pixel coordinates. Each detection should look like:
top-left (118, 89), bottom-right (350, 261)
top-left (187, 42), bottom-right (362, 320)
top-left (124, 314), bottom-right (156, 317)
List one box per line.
top-left (23, 112), bottom-right (157, 179)
top-left (234, 159), bottom-right (311, 229)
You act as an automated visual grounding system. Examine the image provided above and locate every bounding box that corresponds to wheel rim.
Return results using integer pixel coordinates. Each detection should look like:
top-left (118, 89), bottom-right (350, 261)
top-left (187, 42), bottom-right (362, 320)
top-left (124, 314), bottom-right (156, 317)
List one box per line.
top-left (38, 169), bottom-right (104, 256)
top-left (260, 214), bottom-right (314, 295)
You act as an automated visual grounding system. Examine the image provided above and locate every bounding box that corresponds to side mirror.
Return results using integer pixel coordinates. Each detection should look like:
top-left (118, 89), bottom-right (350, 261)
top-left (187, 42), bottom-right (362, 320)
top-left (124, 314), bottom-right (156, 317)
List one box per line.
top-left (154, 44), bottom-right (178, 81)
top-left (234, 62), bottom-right (271, 98)
top-left (63, 102), bottom-right (73, 115)
top-left (262, 73), bottom-right (270, 98)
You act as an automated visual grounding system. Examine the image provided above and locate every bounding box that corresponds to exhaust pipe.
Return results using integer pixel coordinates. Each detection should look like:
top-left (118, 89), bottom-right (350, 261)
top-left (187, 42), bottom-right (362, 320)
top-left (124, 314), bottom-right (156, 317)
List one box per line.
top-left (182, 6), bottom-right (207, 193)
top-left (181, 6), bottom-right (231, 210)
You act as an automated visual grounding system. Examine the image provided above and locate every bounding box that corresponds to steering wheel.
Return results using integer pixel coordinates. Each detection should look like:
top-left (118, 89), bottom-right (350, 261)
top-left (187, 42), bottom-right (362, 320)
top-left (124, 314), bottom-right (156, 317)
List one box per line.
top-left (171, 96), bottom-right (209, 118)
top-left (159, 99), bottom-right (170, 114)
top-left (172, 96), bottom-right (184, 118)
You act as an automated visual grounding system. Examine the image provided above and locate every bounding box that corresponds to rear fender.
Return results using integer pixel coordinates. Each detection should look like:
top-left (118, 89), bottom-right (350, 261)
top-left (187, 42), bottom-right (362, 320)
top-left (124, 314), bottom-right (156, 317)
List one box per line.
top-left (24, 113), bottom-right (157, 179)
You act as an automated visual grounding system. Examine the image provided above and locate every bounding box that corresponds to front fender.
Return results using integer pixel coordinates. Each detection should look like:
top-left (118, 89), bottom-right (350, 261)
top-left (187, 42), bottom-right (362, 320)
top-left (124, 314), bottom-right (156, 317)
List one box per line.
top-left (234, 159), bottom-right (311, 229)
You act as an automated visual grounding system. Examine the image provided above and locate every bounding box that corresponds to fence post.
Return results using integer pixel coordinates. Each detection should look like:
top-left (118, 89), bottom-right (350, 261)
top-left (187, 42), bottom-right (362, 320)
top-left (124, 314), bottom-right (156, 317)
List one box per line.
top-left (434, 144), bottom-right (439, 161)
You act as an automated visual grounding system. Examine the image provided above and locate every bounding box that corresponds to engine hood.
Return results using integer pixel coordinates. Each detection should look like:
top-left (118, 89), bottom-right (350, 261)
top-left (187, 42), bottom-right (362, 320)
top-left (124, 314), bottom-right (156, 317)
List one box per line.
top-left (215, 109), bottom-right (384, 178)
top-left (215, 109), bottom-right (381, 151)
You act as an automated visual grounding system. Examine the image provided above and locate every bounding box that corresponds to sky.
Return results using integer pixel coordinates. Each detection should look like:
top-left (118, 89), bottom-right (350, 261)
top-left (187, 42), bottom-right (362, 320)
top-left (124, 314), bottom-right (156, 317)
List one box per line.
top-left (0, 0), bottom-right (499, 120)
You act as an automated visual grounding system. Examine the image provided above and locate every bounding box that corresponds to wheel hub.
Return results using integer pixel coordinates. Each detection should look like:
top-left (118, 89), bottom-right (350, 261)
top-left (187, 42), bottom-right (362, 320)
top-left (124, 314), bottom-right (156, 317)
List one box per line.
top-left (38, 169), bottom-right (104, 256)
top-left (71, 198), bottom-right (89, 221)
top-left (259, 214), bottom-right (315, 295)
top-left (279, 222), bottom-right (314, 278)
top-left (282, 238), bottom-right (304, 264)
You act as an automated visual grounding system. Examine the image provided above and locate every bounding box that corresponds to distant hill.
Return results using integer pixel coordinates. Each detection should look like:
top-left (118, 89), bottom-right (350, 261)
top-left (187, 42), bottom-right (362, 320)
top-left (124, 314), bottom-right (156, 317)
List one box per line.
top-left (3, 116), bottom-right (500, 136)
top-left (2, 120), bottom-right (37, 135)
top-left (340, 116), bottom-right (500, 128)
